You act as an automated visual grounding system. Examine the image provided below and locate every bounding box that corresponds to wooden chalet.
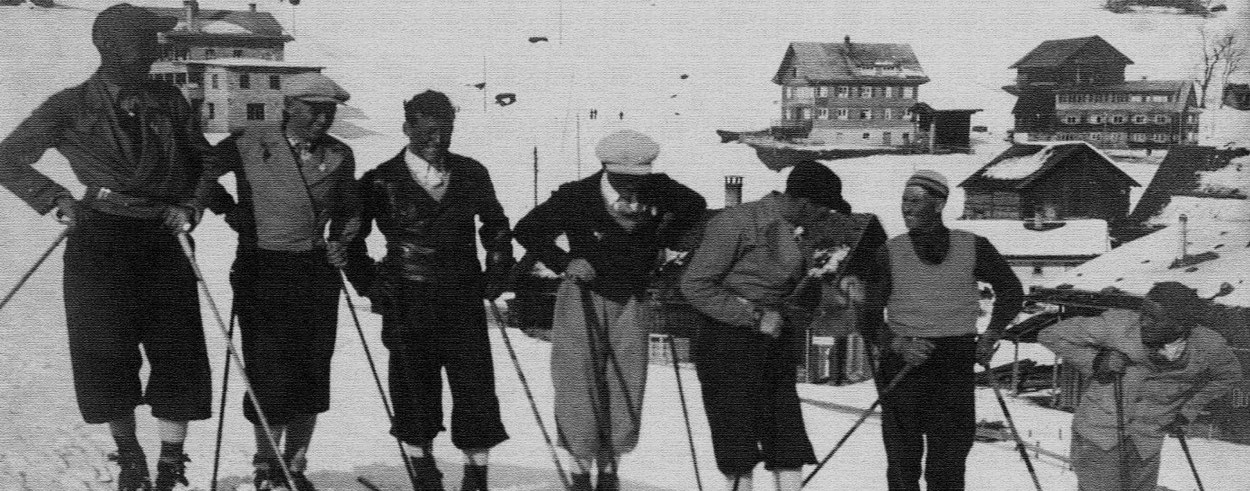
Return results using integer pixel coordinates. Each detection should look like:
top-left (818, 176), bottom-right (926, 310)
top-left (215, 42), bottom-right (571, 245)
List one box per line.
top-left (960, 141), bottom-right (1139, 222)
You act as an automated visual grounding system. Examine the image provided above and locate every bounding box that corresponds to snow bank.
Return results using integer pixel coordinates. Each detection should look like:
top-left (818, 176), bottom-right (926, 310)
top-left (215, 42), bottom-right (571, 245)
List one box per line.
top-left (952, 219), bottom-right (1110, 257)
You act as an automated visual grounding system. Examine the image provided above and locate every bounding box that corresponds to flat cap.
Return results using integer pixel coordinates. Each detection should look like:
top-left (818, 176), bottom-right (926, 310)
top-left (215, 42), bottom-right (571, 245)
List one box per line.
top-left (596, 129), bottom-right (659, 175)
top-left (94, 3), bottom-right (178, 39)
top-left (906, 169), bottom-right (949, 199)
top-left (283, 72), bottom-right (350, 104)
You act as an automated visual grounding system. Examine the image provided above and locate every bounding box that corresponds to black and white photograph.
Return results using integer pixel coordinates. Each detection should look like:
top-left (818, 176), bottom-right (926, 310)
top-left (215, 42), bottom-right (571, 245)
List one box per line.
top-left (2, 0), bottom-right (1248, 489)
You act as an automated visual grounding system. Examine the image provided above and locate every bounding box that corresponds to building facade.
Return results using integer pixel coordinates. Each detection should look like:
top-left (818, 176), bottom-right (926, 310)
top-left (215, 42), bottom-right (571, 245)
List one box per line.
top-left (772, 37), bottom-right (928, 146)
top-left (1005, 35), bottom-right (1200, 149)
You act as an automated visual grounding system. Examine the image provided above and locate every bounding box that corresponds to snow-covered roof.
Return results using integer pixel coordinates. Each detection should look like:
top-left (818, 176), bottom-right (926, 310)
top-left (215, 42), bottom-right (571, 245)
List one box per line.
top-left (952, 219), bottom-right (1109, 258)
top-left (151, 7), bottom-right (291, 40)
top-left (773, 40), bottom-right (929, 85)
top-left (960, 141), bottom-right (1137, 190)
top-left (1043, 218), bottom-right (1250, 308)
top-left (1128, 146), bottom-right (1249, 225)
top-left (177, 58), bottom-right (324, 70)
top-left (1009, 35), bottom-right (1132, 69)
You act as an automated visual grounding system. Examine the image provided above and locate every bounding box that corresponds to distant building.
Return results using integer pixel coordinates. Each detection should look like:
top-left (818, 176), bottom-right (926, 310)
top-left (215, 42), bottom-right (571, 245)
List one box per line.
top-left (910, 103), bottom-right (981, 153)
top-left (951, 219), bottom-right (1109, 291)
top-left (1004, 35), bottom-right (1200, 149)
top-left (147, 1), bottom-right (322, 133)
top-left (771, 37), bottom-right (928, 147)
top-left (1224, 83), bottom-right (1250, 110)
top-left (960, 141), bottom-right (1140, 222)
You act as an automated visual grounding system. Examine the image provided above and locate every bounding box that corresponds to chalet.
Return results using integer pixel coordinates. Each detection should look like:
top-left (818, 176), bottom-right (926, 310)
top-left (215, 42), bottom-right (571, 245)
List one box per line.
top-left (951, 219), bottom-right (1109, 291)
top-left (146, 1), bottom-right (323, 133)
top-left (960, 141), bottom-right (1139, 222)
top-left (772, 37), bottom-right (928, 147)
top-left (910, 103), bottom-right (982, 153)
top-left (1004, 35), bottom-right (1200, 149)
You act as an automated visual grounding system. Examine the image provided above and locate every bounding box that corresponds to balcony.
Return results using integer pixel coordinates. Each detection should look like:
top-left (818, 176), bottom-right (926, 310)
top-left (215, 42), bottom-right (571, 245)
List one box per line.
top-left (770, 119), bottom-right (812, 139)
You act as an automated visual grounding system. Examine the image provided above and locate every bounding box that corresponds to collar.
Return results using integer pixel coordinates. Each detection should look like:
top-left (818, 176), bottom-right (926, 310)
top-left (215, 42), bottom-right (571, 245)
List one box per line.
top-left (404, 148), bottom-right (450, 172)
top-left (600, 172), bottom-right (622, 207)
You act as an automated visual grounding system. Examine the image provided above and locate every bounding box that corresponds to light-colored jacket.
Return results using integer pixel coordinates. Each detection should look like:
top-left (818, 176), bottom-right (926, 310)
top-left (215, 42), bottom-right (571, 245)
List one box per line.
top-left (1039, 309), bottom-right (1242, 457)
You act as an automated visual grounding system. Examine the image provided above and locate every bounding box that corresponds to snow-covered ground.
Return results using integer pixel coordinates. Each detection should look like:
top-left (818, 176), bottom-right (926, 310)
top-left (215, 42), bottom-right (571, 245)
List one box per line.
top-left (3, 0), bottom-right (1249, 489)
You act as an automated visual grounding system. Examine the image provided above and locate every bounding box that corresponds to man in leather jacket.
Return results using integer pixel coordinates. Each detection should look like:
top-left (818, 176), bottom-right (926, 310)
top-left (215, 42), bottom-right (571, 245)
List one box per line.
top-left (345, 90), bottom-right (512, 491)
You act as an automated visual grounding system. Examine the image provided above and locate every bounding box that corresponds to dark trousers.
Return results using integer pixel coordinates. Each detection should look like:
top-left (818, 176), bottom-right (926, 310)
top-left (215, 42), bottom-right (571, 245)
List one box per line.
top-left (694, 316), bottom-right (816, 476)
top-left (878, 334), bottom-right (976, 491)
top-left (233, 249), bottom-right (340, 425)
top-left (63, 210), bottom-right (211, 424)
top-left (385, 283), bottom-right (508, 450)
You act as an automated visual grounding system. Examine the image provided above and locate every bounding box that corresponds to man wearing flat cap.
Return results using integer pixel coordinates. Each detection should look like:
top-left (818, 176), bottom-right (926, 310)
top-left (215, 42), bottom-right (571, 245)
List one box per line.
top-left (860, 169), bottom-right (1023, 490)
top-left (344, 90), bottom-right (513, 491)
top-left (1040, 282), bottom-right (1241, 490)
top-left (0, 4), bottom-right (214, 490)
top-left (515, 129), bottom-right (706, 490)
top-left (198, 71), bottom-right (361, 491)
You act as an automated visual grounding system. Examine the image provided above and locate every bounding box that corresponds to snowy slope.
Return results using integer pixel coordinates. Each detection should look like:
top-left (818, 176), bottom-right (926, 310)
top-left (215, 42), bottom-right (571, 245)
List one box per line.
top-left (3, 0), bottom-right (1249, 489)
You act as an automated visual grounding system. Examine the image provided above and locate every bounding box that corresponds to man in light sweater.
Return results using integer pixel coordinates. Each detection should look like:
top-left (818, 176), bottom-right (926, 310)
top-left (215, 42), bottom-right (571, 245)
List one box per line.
top-left (862, 170), bottom-right (1023, 490)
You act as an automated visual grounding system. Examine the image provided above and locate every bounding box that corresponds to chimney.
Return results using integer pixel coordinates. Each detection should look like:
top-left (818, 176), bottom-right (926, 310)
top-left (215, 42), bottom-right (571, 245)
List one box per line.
top-left (844, 35), bottom-right (851, 46)
top-left (183, 0), bottom-right (198, 31)
top-left (1179, 213), bottom-right (1189, 258)
top-left (249, 3), bottom-right (257, 12)
top-left (724, 175), bottom-right (743, 207)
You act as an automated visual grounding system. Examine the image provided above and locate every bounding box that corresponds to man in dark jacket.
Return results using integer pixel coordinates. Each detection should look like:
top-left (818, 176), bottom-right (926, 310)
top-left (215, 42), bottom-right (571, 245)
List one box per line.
top-left (199, 72), bottom-right (360, 491)
top-left (514, 129), bottom-right (706, 491)
top-left (0, 5), bottom-right (209, 490)
top-left (862, 170), bottom-right (1023, 491)
top-left (345, 90), bottom-right (512, 491)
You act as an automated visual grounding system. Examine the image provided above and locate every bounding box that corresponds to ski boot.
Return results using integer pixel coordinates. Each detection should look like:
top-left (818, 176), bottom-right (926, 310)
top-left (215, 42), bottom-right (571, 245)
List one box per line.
top-left (595, 471), bottom-right (618, 491)
top-left (253, 456), bottom-right (291, 491)
top-left (153, 454), bottom-right (191, 491)
top-left (407, 454), bottom-right (444, 491)
top-left (289, 471), bottom-right (316, 491)
top-left (459, 464), bottom-right (487, 491)
top-left (109, 449), bottom-right (152, 491)
top-left (570, 473), bottom-right (593, 491)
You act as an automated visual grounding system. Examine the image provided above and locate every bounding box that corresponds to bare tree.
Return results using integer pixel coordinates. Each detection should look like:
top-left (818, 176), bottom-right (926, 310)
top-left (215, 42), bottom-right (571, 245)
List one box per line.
top-left (1197, 27), bottom-right (1239, 108)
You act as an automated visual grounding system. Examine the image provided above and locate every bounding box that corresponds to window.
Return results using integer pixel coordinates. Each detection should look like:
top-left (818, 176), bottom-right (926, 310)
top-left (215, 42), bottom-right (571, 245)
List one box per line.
top-left (872, 86), bottom-right (885, 98)
top-left (790, 67), bottom-right (798, 78)
top-left (907, 86), bottom-right (917, 99)
top-left (817, 107), bottom-right (829, 119)
top-left (1064, 115), bottom-right (1080, 124)
top-left (836, 86), bottom-right (849, 98)
top-left (1149, 95), bottom-right (1171, 103)
top-left (1154, 115), bottom-right (1170, 124)
top-left (269, 75), bottom-right (281, 90)
top-left (233, 49), bottom-right (244, 58)
top-left (796, 87), bottom-right (813, 99)
top-left (1152, 133), bottom-right (1170, 143)
top-left (206, 102), bottom-right (215, 119)
top-left (884, 108), bottom-right (893, 120)
top-left (1089, 114), bottom-right (1105, 124)
top-left (174, 73), bottom-right (186, 85)
top-left (859, 109), bottom-right (872, 120)
top-left (858, 86), bottom-right (870, 98)
top-left (205, 49), bottom-right (216, 59)
top-left (1130, 94), bottom-right (1147, 103)
top-left (246, 103), bottom-right (265, 121)
top-left (799, 107), bottom-right (812, 120)
top-left (1057, 94), bottom-right (1069, 103)
top-left (1111, 115), bottom-right (1126, 124)
top-left (836, 108), bottom-right (849, 120)
top-left (211, 74), bottom-right (219, 89)
top-left (1032, 264), bottom-right (1044, 276)
top-left (1186, 114), bottom-right (1197, 124)
top-left (239, 73), bottom-right (251, 89)
top-left (862, 132), bottom-right (871, 140)
top-left (815, 86), bottom-right (828, 97)
top-left (1132, 115), bottom-right (1147, 124)
top-left (1112, 93), bottom-right (1129, 102)
top-left (1131, 133), bottom-right (1148, 143)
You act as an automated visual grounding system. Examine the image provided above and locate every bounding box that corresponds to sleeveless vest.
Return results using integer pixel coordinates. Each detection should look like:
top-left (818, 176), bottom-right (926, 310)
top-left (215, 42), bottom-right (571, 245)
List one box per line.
top-left (235, 129), bottom-right (343, 251)
top-left (886, 230), bottom-right (981, 338)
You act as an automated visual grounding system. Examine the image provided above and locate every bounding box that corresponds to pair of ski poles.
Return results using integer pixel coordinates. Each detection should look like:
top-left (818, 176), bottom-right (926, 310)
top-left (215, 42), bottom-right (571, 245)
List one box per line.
top-left (1112, 374), bottom-right (1206, 491)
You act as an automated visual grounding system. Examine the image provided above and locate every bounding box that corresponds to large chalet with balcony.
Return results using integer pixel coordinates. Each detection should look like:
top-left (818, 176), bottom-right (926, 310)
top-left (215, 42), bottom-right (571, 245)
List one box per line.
top-left (772, 37), bottom-right (929, 147)
top-left (1004, 35), bottom-right (1200, 149)
top-left (147, 1), bottom-right (322, 133)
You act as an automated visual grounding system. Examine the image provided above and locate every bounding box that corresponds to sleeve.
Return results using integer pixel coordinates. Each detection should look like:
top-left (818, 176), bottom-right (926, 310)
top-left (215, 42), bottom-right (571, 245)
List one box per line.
top-left (344, 173), bottom-right (379, 293)
top-left (1037, 314), bottom-right (1116, 377)
top-left (974, 235), bottom-right (1024, 333)
top-left (1180, 340), bottom-right (1243, 423)
top-left (648, 176), bottom-right (707, 250)
top-left (0, 94), bottom-right (74, 214)
top-left (514, 188), bottom-right (575, 274)
top-left (475, 164), bottom-right (513, 260)
top-left (171, 85), bottom-right (216, 209)
top-left (679, 211), bottom-right (757, 327)
top-left (328, 148), bottom-right (363, 245)
top-left (859, 244), bottom-right (892, 347)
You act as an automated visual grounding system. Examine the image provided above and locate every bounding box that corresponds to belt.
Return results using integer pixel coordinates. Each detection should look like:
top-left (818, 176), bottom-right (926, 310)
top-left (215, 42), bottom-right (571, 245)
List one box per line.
top-left (83, 186), bottom-right (170, 220)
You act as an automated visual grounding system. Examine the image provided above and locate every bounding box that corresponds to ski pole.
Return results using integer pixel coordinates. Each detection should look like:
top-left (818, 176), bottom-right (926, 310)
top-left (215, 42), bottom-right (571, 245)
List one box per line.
top-left (580, 285), bottom-right (617, 472)
top-left (803, 364), bottom-right (914, 487)
top-left (0, 228), bottom-right (68, 312)
top-left (209, 306), bottom-right (237, 491)
top-left (664, 332), bottom-right (703, 491)
top-left (337, 270), bottom-right (419, 489)
top-left (1174, 426), bottom-right (1205, 491)
top-left (486, 299), bottom-right (573, 490)
top-left (175, 233), bottom-right (296, 488)
top-left (1113, 373), bottom-right (1129, 491)
top-left (982, 361), bottom-right (1043, 491)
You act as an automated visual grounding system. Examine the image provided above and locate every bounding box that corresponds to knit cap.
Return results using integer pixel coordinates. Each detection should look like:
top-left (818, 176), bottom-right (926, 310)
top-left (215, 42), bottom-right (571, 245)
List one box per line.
top-left (906, 169), bottom-right (949, 199)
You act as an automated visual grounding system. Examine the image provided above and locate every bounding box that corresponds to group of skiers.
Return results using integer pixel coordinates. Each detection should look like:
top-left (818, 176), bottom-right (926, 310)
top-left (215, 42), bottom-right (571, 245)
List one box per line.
top-left (0, 4), bottom-right (1243, 491)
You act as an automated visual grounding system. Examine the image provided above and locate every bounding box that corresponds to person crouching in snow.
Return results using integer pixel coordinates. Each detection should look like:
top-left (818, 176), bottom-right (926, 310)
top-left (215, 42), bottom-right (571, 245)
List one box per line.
top-left (200, 72), bottom-right (361, 491)
top-left (514, 129), bottom-right (706, 490)
top-left (1038, 282), bottom-right (1242, 491)
top-left (344, 90), bottom-right (514, 491)
top-left (680, 161), bottom-right (882, 490)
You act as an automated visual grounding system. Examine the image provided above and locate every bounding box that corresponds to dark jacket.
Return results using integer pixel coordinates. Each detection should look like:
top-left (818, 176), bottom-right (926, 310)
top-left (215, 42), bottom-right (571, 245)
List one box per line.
top-left (346, 150), bottom-right (511, 297)
top-left (0, 72), bottom-right (209, 215)
top-left (514, 171), bottom-right (706, 302)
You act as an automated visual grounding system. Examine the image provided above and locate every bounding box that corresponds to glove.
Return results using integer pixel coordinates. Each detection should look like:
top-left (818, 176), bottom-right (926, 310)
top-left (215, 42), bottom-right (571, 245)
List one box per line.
top-left (1092, 348), bottom-right (1132, 383)
top-left (756, 308), bottom-right (784, 339)
top-left (54, 196), bottom-right (81, 231)
top-left (976, 330), bottom-right (1002, 367)
top-left (890, 336), bottom-right (936, 366)
top-left (325, 241), bottom-right (349, 269)
top-left (563, 258), bottom-right (597, 283)
top-left (1161, 413), bottom-right (1189, 436)
top-left (365, 277), bottom-right (398, 317)
top-left (162, 204), bottom-right (200, 234)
